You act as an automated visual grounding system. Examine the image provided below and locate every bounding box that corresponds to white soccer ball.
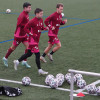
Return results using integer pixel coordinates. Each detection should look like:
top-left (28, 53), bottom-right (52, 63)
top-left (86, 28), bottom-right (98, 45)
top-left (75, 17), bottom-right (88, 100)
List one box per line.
top-left (45, 74), bottom-right (54, 85)
top-left (77, 79), bottom-right (86, 89)
top-left (74, 74), bottom-right (83, 81)
top-left (61, 13), bottom-right (64, 17)
top-left (56, 73), bottom-right (64, 82)
top-left (49, 78), bottom-right (58, 89)
top-left (22, 77), bottom-right (31, 86)
top-left (57, 78), bottom-right (64, 87)
top-left (96, 86), bottom-right (100, 95)
top-left (86, 85), bottom-right (97, 94)
top-left (6, 9), bottom-right (11, 14)
top-left (65, 73), bottom-right (76, 84)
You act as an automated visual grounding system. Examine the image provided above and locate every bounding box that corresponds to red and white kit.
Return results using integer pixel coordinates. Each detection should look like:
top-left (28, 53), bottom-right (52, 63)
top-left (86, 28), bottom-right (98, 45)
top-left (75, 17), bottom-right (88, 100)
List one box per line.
top-left (24, 17), bottom-right (47, 53)
top-left (13, 11), bottom-right (29, 46)
top-left (44, 12), bottom-right (65, 45)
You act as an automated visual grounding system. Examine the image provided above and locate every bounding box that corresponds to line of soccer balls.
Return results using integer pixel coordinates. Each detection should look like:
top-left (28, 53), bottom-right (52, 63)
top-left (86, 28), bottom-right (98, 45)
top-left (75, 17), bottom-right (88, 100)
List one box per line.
top-left (22, 74), bottom-right (100, 96)
top-left (45, 73), bottom-right (100, 95)
top-left (45, 73), bottom-right (86, 89)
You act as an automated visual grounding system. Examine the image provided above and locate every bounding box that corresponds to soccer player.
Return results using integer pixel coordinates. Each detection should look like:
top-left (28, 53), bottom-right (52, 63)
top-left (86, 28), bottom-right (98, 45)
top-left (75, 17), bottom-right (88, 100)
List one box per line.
top-left (13, 8), bottom-right (48, 75)
top-left (40, 3), bottom-right (67, 62)
top-left (2, 2), bottom-right (31, 68)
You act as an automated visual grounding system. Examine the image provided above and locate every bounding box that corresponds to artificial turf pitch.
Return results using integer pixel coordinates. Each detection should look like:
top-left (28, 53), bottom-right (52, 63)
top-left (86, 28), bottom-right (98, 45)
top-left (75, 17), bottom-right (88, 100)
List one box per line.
top-left (0, 0), bottom-right (100, 99)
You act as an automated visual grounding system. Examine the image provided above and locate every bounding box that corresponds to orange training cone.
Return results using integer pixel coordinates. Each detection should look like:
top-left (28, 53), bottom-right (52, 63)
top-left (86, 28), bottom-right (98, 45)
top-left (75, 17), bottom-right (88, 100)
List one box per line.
top-left (77, 92), bottom-right (85, 97)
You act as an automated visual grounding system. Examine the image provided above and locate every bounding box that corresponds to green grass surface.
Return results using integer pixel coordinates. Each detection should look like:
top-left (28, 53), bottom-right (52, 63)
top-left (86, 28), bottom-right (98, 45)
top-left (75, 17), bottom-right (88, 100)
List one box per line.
top-left (0, 0), bottom-right (100, 100)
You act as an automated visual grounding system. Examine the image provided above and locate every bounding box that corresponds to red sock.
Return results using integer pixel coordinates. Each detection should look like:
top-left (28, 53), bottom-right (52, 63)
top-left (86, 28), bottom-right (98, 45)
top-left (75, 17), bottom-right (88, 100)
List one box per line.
top-left (24, 49), bottom-right (28, 61)
top-left (5, 48), bottom-right (14, 59)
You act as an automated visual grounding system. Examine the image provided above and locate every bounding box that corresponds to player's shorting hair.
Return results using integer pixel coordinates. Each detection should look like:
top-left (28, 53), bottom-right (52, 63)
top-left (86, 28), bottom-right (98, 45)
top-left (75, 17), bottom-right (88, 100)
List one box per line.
top-left (56, 3), bottom-right (64, 8)
top-left (34, 8), bottom-right (43, 15)
top-left (23, 2), bottom-right (31, 8)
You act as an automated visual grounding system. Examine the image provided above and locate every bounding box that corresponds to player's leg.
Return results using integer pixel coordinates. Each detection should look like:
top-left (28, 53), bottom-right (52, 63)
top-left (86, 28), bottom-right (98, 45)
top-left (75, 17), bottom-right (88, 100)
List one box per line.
top-left (35, 52), bottom-right (48, 75)
top-left (51, 42), bottom-right (61, 53)
top-left (22, 41), bottom-right (31, 68)
top-left (22, 37), bottom-right (29, 61)
top-left (40, 43), bottom-right (53, 63)
top-left (2, 43), bottom-right (18, 67)
top-left (13, 49), bottom-right (33, 70)
top-left (44, 43), bottom-right (53, 55)
top-left (48, 40), bottom-right (61, 61)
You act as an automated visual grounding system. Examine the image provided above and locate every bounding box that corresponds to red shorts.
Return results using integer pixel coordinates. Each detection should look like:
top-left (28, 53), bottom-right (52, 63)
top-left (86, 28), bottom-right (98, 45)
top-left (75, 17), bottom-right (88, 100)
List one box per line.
top-left (48, 36), bottom-right (60, 45)
top-left (28, 44), bottom-right (39, 53)
top-left (13, 36), bottom-right (29, 46)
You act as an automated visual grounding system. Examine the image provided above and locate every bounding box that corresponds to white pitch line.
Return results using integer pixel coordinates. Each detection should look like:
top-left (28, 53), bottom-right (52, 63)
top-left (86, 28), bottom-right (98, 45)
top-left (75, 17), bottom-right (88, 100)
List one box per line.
top-left (0, 78), bottom-right (97, 96)
top-left (0, 78), bottom-right (71, 91)
top-left (75, 80), bottom-right (100, 93)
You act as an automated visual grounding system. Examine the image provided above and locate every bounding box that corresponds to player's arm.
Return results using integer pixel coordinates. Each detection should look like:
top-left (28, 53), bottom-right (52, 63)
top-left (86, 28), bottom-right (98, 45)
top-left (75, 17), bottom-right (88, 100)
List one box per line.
top-left (24, 20), bottom-right (32, 35)
top-left (24, 20), bottom-right (37, 38)
top-left (42, 26), bottom-right (49, 31)
top-left (44, 13), bottom-right (54, 30)
top-left (41, 20), bottom-right (49, 31)
top-left (60, 19), bottom-right (67, 25)
top-left (17, 14), bottom-right (25, 27)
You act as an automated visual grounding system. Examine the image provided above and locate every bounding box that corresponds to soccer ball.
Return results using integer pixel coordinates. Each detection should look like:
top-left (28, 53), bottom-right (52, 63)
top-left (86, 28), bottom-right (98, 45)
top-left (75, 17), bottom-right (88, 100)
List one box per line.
top-left (6, 9), bottom-right (11, 14)
top-left (56, 73), bottom-right (64, 82)
top-left (61, 13), bottom-right (64, 17)
top-left (74, 74), bottom-right (83, 81)
top-left (77, 79), bottom-right (86, 89)
top-left (86, 85), bottom-right (97, 94)
top-left (49, 78), bottom-right (58, 89)
top-left (65, 73), bottom-right (76, 84)
top-left (22, 77), bottom-right (31, 86)
top-left (57, 78), bottom-right (64, 87)
top-left (45, 74), bottom-right (54, 85)
top-left (96, 86), bottom-right (100, 95)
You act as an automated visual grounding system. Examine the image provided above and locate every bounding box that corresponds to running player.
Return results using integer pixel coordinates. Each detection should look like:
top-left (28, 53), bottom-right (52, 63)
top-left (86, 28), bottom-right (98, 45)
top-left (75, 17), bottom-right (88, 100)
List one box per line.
top-left (2, 2), bottom-right (31, 68)
top-left (13, 8), bottom-right (48, 75)
top-left (40, 3), bottom-right (67, 62)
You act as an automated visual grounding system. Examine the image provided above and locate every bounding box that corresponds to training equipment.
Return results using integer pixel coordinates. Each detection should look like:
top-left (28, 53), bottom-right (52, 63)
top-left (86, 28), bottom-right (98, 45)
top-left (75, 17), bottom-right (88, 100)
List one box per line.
top-left (96, 86), bottom-right (100, 95)
top-left (65, 73), bottom-right (76, 84)
top-left (6, 9), bottom-right (11, 14)
top-left (77, 79), bottom-right (86, 89)
top-left (86, 85), bottom-right (97, 94)
top-left (68, 69), bottom-right (100, 100)
top-left (57, 78), bottom-right (64, 87)
top-left (0, 86), bottom-right (22, 97)
top-left (22, 77), bottom-right (31, 86)
top-left (77, 92), bottom-right (85, 97)
top-left (56, 73), bottom-right (64, 82)
top-left (74, 74), bottom-right (83, 81)
top-left (61, 13), bottom-right (64, 17)
top-left (49, 78), bottom-right (58, 89)
top-left (45, 74), bottom-right (54, 85)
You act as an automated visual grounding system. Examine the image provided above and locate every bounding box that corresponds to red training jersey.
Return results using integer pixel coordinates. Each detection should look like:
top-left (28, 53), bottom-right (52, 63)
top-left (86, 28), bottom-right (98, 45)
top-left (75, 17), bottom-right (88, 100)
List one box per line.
top-left (44, 12), bottom-right (65, 36)
top-left (14, 11), bottom-right (29, 38)
top-left (24, 17), bottom-right (46, 45)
